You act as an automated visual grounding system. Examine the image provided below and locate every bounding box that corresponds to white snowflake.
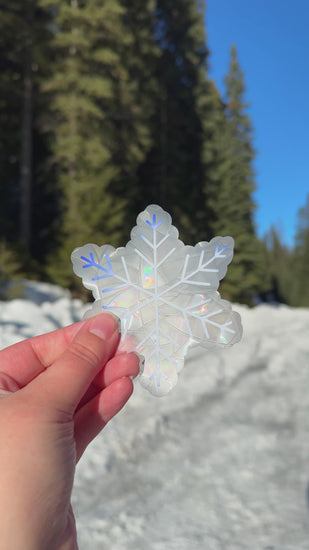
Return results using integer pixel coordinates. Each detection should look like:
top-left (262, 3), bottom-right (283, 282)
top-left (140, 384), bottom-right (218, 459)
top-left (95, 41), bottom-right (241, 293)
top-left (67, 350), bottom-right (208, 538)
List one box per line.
top-left (71, 204), bottom-right (242, 396)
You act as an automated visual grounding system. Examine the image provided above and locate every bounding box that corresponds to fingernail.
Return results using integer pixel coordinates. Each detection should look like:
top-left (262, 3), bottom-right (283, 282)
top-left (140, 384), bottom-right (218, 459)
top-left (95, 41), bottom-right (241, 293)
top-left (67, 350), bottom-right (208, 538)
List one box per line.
top-left (89, 313), bottom-right (120, 340)
top-left (133, 352), bottom-right (145, 375)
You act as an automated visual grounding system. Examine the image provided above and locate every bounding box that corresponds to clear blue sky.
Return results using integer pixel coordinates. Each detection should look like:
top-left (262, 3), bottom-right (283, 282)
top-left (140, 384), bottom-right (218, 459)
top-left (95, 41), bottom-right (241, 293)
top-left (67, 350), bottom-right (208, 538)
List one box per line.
top-left (206, 0), bottom-right (309, 246)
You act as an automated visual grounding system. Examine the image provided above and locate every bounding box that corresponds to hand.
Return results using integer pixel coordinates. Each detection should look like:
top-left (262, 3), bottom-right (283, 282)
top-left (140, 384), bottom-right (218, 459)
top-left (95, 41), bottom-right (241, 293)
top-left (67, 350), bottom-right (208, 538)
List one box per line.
top-left (0, 313), bottom-right (140, 550)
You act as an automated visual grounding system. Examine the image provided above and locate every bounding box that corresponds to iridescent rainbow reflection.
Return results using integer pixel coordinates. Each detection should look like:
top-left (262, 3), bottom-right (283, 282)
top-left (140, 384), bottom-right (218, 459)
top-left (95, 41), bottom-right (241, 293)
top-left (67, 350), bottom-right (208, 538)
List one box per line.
top-left (194, 304), bottom-right (208, 315)
top-left (193, 296), bottom-right (209, 316)
top-left (143, 266), bottom-right (155, 288)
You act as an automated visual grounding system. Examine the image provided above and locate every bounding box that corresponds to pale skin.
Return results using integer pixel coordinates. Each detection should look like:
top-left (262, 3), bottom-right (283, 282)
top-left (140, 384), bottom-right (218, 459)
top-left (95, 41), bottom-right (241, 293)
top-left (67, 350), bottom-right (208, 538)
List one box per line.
top-left (0, 313), bottom-right (140, 550)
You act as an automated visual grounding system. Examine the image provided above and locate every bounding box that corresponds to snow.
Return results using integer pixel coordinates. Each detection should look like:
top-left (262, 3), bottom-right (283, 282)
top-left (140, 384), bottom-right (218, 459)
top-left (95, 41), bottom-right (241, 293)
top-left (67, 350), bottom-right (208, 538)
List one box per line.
top-left (1, 281), bottom-right (309, 549)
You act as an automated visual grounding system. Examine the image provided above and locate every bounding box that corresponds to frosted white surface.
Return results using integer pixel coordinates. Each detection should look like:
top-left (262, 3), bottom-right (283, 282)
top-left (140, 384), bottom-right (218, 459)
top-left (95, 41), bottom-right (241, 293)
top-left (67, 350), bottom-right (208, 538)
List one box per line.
top-left (72, 205), bottom-right (242, 396)
top-left (1, 283), bottom-right (309, 549)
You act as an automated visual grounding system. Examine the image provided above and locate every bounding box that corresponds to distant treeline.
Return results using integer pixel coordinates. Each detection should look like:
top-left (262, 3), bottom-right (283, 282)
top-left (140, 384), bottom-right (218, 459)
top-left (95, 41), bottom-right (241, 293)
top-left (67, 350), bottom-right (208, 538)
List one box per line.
top-left (0, 1), bottom-right (308, 306)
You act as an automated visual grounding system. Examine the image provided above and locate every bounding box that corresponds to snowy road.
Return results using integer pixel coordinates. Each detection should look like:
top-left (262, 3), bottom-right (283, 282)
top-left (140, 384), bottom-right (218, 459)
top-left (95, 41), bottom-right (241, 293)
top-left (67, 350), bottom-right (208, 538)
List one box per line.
top-left (1, 283), bottom-right (309, 549)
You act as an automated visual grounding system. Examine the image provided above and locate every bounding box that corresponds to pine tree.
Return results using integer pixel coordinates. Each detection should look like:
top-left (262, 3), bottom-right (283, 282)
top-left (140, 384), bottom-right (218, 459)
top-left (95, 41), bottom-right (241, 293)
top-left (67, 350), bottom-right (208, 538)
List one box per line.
top-left (38, 0), bottom-right (128, 286)
top-left (291, 194), bottom-right (309, 307)
top-left (136, 0), bottom-right (213, 243)
top-left (211, 44), bottom-right (264, 303)
top-left (263, 225), bottom-right (292, 304)
top-left (113, 0), bottom-right (159, 233)
top-left (201, 79), bottom-right (232, 240)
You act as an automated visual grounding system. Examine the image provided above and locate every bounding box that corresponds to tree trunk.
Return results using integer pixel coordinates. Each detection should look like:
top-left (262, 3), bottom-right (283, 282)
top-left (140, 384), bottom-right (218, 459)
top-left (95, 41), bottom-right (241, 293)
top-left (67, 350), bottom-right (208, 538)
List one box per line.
top-left (159, 89), bottom-right (167, 205)
top-left (19, 3), bottom-right (33, 253)
top-left (67, 0), bottom-right (79, 227)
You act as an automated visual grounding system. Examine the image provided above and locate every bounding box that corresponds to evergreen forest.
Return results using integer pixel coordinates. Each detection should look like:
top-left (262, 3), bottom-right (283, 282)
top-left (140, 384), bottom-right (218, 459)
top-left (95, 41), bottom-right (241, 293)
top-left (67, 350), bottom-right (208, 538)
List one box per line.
top-left (0, 0), bottom-right (307, 306)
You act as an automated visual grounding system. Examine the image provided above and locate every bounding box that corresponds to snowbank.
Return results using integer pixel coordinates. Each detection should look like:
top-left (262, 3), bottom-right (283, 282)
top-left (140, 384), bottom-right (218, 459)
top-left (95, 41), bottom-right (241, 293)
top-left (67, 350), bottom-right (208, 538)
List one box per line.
top-left (1, 283), bottom-right (309, 549)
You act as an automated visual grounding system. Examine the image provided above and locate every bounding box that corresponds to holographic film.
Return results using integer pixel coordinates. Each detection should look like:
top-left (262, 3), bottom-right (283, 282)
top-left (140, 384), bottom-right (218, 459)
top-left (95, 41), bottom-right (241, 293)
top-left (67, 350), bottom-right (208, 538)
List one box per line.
top-left (71, 204), bottom-right (242, 396)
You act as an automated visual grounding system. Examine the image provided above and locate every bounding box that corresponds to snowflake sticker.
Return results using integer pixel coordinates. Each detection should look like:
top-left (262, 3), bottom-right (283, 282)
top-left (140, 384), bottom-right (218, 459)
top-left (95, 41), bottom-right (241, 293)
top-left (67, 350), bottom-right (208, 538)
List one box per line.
top-left (71, 204), bottom-right (242, 396)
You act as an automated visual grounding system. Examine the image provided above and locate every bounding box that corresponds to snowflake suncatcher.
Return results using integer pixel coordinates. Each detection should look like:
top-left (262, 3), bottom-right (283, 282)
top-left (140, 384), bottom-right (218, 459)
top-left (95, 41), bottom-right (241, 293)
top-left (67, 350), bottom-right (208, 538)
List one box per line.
top-left (71, 204), bottom-right (242, 396)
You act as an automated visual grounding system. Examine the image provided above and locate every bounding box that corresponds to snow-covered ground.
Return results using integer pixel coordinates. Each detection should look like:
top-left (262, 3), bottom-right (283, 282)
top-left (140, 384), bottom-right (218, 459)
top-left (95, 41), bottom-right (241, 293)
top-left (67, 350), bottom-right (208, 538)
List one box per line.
top-left (1, 281), bottom-right (309, 549)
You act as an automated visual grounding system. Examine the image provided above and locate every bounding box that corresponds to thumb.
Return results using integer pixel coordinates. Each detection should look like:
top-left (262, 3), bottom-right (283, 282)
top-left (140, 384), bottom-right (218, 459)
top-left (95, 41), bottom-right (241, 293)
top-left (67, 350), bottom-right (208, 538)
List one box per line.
top-left (29, 313), bottom-right (120, 416)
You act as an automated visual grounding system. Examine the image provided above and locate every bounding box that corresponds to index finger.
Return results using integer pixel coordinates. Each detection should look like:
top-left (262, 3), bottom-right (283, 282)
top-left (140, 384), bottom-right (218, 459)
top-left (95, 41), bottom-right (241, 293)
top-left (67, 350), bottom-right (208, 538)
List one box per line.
top-left (0, 321), bottom-right (85, 388)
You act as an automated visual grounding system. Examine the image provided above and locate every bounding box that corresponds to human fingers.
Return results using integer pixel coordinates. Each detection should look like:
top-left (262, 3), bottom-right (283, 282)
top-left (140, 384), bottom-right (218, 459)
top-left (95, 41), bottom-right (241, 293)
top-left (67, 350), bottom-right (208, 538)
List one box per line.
top-left (100, 352), bottom-right (141, 386)
top-left (27, 313), bottom-right (120, 416)
top-left (74, 377), bottom-right (133, 462)
top-left (0, 320), bottom-right (85, 388)
top-left (76, 352), bottom-right (141, 410)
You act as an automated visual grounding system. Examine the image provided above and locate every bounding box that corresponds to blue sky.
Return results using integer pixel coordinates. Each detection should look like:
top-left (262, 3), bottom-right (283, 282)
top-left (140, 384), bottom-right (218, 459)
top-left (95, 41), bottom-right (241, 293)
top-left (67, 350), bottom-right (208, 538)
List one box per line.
top-left (206, 0), bottom-right (309, 246)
